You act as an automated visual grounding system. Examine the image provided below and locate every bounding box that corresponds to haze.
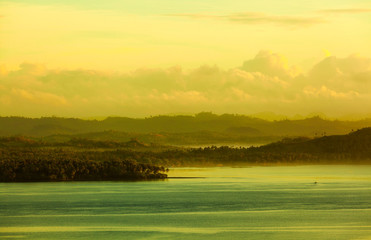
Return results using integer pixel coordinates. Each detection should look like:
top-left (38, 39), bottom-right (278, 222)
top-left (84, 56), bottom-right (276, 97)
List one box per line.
top-left (1, 0), bottom-right (371, 118)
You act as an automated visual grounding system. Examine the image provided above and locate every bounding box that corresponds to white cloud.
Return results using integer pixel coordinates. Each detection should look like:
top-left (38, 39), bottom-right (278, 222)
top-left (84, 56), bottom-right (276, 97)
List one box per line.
top-left (303, 86), bottom-right (359, 99)
top-left (11, 88), bottom-right (68, 106)
top-left (0, 51), bottom-right (370, 117)
top-left (318, 8), bottom-right (371, 14)
top-left (308, 54), bottom-right (371, 93)
top-left (165, 12), bottom-right (324, 27)
top-left (240, 50), bottom-right (301, 79)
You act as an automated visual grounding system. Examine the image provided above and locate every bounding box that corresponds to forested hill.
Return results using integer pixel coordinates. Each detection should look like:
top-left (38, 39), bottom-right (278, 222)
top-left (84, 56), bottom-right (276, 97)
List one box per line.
top-left (157, 128), bottom-right (371, 165)
top-left (0, 128), bottom-right (369, 182)
top-left (257, 127), bottom-right (371, 156)
top-left (0, 113), bottom-right (370, 141)
top-left (1, 128), bottom-right (369, 168)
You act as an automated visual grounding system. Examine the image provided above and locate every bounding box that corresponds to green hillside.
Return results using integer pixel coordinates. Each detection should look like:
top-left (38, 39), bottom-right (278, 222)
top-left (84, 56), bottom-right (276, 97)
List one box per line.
top-left (1, 113), bottom-right (370, 146)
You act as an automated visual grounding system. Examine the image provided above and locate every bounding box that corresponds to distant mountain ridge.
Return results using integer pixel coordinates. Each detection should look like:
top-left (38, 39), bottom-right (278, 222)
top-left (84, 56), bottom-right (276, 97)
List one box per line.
top-left (259, 127), bottom-right (371, 155)
top-left (1, 128), bottom-right (370, 166)
top-left (0, 113), bottom-right (370, 145)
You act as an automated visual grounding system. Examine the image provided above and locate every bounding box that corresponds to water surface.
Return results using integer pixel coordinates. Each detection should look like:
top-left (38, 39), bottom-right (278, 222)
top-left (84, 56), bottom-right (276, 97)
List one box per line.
top-left (1, 165), bottom-right (370, 239)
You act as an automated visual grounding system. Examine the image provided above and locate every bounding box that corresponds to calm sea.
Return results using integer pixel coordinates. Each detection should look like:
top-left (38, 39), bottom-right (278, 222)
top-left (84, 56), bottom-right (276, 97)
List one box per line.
top-left (0, 165), bottom-right (370, 239)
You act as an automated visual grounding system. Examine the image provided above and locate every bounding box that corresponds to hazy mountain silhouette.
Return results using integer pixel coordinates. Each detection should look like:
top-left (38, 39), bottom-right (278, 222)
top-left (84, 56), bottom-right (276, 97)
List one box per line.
top-left (0, 113), bottom-right (370, 145)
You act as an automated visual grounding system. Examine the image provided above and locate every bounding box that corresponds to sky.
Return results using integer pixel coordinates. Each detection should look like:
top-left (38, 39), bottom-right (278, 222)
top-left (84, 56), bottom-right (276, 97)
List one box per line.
top-left (0, 0), bottom-right (371, 118)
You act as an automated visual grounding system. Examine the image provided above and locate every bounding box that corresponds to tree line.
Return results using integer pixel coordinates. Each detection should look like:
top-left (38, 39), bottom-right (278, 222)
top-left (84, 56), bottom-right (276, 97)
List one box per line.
top-left (0, 148), bottom-right (167, 182)
top-left (0, 128), bottom-right (370, 182)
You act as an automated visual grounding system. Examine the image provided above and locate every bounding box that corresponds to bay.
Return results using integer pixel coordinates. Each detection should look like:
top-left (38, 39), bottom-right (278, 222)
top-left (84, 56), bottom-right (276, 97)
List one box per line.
top-left (1, 165), bottom-right (371, 239)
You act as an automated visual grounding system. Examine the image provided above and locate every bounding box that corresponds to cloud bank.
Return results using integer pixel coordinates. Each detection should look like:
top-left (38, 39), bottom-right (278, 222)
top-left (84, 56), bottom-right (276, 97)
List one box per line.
top-left (165, 12), bottom-right (324, 27)
top-left (166, 8), bottom-right (371, 27)
top-left (1, 51), bottom-right (370, 117)
top-left (318, 8), bottom-right (371, 14)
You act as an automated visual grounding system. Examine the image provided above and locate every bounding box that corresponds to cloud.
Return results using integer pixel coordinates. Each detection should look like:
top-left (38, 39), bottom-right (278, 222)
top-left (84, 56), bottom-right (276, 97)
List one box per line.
top-left (10, 88), bottom-right (68, 106)
top-left (1, 51), bottom-right (371, 117)
top-left (165, 8), bottom-right (371, 28)
top-left (226, 12), bottom-right (324, 26)
top-left (318, 8), bottom-right (371, 14)
top-left (308, 55), bottom-right (371, 93)
top-left (303, 86), bottom-right (359, 99)
top-left (165, 12), bottom-right (324, 27)
top-left (240, 50), bottom-right (301, 79)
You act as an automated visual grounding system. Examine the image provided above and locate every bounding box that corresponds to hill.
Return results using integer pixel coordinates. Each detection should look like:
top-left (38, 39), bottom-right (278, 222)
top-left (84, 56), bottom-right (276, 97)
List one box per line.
top-left (0, 113), bottom-right (370, 145)
top-left (260, 127), bottom-right (371, 155)
top-left (1, 128), bottom-right (369, 167)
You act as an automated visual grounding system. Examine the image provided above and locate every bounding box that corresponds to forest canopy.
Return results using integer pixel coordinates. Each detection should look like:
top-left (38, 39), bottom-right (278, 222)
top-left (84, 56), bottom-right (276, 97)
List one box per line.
top-left (0, 128), bottom-right (370, 182)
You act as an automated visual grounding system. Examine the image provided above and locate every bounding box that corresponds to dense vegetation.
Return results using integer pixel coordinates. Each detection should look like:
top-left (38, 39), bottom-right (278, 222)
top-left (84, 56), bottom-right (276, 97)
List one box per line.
top-left (0, 145), bottom-right (168, 182)
top-left (0, 128), bottom-right (370, 182)
top-left (135, 128), bottom-right (371, 166)
top-left (1, 113), bottom-right (370, 146)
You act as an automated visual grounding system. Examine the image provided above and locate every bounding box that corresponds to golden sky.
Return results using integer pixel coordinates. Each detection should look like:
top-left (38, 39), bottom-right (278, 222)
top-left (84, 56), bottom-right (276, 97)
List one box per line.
top-left (0, 0), bottom-right (371, 118)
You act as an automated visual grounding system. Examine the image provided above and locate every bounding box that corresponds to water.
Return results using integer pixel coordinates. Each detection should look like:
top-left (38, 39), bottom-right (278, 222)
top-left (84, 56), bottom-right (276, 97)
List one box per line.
top-left (1, 165), bottom-right (371, 239)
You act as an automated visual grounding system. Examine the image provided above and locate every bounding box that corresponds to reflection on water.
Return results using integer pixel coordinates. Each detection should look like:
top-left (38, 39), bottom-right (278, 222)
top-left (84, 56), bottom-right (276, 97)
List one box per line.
top-left (0, 165), bottom-right (371, 240)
